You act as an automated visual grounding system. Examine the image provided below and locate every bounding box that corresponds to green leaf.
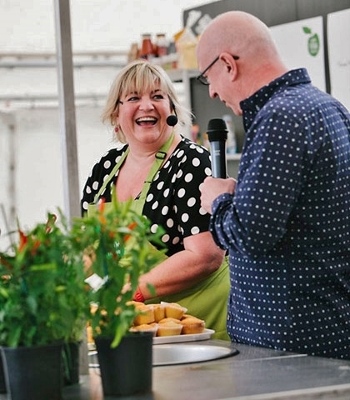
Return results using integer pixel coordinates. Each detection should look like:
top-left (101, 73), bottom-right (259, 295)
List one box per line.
top-left (302, 26), bottom-right (312, 34)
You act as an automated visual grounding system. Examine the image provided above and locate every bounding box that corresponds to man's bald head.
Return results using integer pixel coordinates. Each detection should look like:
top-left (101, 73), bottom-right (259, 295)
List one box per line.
top-left (196, 11), bottom-right (288, 112)
top-left (197, 11), bottom-right (281, 67)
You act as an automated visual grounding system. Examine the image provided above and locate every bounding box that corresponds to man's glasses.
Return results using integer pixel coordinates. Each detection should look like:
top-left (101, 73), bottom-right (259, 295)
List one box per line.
top-left (197, 54), bottom-right (239, 86)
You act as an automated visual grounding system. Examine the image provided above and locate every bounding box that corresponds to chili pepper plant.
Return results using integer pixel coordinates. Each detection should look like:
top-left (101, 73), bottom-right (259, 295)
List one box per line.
top-left (69, 191), bottom-right (166, 348)
top-left (0, 212), bottom-right (88, 348)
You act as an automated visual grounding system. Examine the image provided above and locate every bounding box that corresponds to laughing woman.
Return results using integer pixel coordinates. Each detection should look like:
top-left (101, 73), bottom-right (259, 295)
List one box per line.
top-left (81, 60), bottom-right (230, 340)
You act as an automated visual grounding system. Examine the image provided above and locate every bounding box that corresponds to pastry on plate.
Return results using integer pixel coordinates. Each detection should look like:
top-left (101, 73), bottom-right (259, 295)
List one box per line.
top-left (180, 315), bottom-right (205, 334)
top-left (147, 303), bottom-right (165, 322)
top-left (133, 305), bottom-right (155, 325)
top-left (156, 321), bottom-right (183, 337)
top-left (163, 302), bottom-right (187, 319)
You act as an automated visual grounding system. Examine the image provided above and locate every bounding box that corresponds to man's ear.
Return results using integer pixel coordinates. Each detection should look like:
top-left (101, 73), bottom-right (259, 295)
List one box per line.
top-left (220, 52), bottom-right (238, 80)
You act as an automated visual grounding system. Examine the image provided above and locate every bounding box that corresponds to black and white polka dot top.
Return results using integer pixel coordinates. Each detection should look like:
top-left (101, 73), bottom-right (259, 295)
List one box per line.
top-left (81, 136), bottom-right (212, 257)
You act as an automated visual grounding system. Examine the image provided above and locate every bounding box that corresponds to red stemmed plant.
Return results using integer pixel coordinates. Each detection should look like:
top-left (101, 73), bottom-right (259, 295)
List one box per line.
top-left (69, 191), bottom-right (166, 348)
top-left (0, 212), bottom-right (88, 348)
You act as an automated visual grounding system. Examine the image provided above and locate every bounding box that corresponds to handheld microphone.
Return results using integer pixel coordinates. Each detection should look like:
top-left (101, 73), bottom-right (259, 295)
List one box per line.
top-left (207, 118), bottom-right (228, 178)
top-left (166, 115), bottom-right (178, 127)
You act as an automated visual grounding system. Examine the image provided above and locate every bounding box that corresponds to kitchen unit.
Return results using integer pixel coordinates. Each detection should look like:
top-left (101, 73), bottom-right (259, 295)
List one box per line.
top-left (10, 340), bottom-right (349, 400)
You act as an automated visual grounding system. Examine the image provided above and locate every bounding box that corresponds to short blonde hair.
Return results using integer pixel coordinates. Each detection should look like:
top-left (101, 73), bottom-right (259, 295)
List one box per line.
top-left (101, 59), bottom-right (193, 142)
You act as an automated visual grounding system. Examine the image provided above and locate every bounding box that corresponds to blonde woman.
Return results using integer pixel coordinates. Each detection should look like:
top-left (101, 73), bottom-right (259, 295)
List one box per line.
top-left (81, 60), bottom-right (230, 340)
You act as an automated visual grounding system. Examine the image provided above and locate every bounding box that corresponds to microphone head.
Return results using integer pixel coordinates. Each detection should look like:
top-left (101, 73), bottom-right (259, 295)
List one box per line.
top-left (166, 115), bottom-right (178, 127)
top-left (207, 118), bottom-right (228, 142)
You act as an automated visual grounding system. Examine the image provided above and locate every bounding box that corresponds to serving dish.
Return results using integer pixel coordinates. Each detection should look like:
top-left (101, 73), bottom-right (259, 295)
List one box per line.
top-left (153, 328), bottom-right (214, 345)
top-left (87, 329), bottom-right (215, 350)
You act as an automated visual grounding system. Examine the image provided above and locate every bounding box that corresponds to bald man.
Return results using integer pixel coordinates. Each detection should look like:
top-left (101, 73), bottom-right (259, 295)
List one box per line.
top-left (197, 11), bottom-right (350, 360)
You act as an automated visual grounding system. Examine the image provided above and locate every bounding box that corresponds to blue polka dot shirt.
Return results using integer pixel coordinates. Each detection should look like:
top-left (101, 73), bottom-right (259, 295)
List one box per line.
top-left (210, 68), bottom-right (350, 359)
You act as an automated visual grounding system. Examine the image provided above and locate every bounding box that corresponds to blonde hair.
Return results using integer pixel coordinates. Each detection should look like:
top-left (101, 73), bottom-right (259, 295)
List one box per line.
top-left (101, 59), bottom-right (193, 142)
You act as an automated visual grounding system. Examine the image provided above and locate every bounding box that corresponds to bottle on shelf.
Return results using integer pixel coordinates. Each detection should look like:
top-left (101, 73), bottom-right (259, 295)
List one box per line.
top-left (154, 33), bottom-right (168, 57)
top-left (140, 34), bottom-right (154, 60)
top-left (128, 42), bottom-right (139, 63)
top-left (166, 40), bottom-right (178, 69)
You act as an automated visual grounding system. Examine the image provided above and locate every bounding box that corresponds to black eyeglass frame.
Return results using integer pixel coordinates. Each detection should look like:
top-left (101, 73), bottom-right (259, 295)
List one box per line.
top-left (196, 54), bottom-right (239, 85)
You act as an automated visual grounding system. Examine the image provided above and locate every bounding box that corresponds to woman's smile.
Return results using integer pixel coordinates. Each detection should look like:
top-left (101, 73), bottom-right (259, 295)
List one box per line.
top-left (135, 116), bottom-right (158, 126)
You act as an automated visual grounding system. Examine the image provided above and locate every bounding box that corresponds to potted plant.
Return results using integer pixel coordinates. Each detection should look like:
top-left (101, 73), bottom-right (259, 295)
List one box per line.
top-left (69, 191), bottom-right (165, 397)
top-left (0, 212), bottom-right (88, 400)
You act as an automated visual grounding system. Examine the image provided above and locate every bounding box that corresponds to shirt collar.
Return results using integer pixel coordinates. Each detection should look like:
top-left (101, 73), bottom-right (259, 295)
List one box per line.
top-left (240, 68), bottom-right (311, 128)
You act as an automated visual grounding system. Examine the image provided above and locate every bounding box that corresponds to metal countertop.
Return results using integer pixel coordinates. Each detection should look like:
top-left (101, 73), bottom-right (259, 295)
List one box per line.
top-left (63, 340), bottom-right (350, 400)
top-left (2, 340), bottom-right (350, 399)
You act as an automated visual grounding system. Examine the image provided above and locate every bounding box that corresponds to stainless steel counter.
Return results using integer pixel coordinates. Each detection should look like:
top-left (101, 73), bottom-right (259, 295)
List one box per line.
top-left (3, 340), bottom-right (350, 399)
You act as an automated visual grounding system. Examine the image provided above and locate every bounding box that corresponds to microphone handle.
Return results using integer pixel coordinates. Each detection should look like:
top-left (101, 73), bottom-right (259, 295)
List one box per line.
top-left (210, 141), bottom-right (227, 178)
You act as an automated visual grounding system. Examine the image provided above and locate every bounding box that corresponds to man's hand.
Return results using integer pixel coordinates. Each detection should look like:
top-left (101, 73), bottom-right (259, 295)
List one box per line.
top-left (200, 177), bottom-right (236, 214)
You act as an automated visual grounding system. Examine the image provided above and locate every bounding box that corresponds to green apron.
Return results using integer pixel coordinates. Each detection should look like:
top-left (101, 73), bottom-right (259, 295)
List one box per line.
top-left (88, 135), bottom-right (230, 340)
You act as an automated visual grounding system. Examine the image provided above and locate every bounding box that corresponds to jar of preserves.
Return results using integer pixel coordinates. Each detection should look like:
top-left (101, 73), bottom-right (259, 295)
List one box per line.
top-left (140, 34), bottom-right (154, 60)
top-left (155, 33), bottom-right (168, 57)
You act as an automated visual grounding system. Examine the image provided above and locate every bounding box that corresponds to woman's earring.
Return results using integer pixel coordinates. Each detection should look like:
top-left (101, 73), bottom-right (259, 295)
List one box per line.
top-left (114, 125), bottom-right (119, 133)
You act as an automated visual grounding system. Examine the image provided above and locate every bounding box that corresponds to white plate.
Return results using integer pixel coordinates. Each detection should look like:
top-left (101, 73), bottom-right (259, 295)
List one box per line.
top-left (153, 329), bottom-right (215, 345)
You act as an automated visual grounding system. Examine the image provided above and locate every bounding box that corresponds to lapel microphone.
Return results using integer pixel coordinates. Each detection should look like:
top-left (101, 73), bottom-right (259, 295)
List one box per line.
top-left (166, 115), bottom-right (178, 127)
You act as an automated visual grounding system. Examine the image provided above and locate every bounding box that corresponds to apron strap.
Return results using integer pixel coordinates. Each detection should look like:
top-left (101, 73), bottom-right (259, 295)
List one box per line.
top-left (92, 148), bottom-right (129, 204)
top-left (92, 133), bottom-right (175, 214)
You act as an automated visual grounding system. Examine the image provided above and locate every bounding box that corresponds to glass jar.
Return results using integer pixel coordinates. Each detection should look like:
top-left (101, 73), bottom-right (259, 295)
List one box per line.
top-left (140, 34), bottom-right (154, 60)
top-left (155, 33), bottom-right (168, 57)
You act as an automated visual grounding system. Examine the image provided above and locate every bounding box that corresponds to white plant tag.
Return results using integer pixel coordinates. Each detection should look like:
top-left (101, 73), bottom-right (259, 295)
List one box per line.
top-left (85, 273), bottom-right (108, 292)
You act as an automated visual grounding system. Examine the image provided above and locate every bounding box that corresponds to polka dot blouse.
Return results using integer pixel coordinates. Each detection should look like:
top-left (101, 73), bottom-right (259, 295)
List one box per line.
top-left (81, 136), bottom-right (212, 257)
top-left (210, 68), bottom-right (350, 359)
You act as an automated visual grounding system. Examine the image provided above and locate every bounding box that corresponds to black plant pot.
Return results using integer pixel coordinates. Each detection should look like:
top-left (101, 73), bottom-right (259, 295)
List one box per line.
top-left (62, 341), bottom-right (81, 386)
top-left (1, 342), bottom-right (63, 400)
top-left (95, 332), bottom-right (153, 397)
top-left (0, 357), bottom-right (6, 394)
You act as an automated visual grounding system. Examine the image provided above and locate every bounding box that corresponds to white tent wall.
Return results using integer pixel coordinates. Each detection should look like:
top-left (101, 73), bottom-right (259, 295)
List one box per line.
top-left (5, 106), bottom-right (112, 219)
top-left (0, 0), bottom-right (212, 53)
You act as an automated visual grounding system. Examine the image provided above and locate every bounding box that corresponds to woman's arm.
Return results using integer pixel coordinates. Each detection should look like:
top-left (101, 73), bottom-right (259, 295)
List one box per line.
top-left (137, 231), bottom-right (225, 299)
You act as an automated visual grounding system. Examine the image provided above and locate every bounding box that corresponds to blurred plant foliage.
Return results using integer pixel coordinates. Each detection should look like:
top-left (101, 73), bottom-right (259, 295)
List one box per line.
top-left (70, 191), bottom-right (166, 348)
top-left (0, 212), bottom-right (88, 348)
